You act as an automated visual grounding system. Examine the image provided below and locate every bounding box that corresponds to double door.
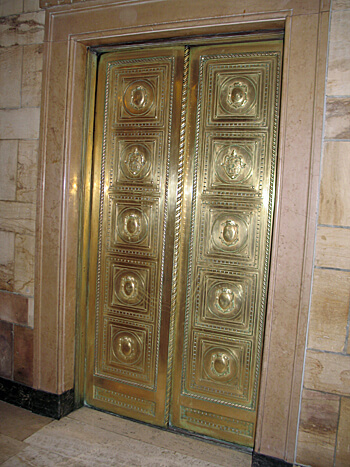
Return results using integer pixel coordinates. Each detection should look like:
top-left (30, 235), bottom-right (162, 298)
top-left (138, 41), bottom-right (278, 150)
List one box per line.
top-left (85, 40), bottom-right (282, 447)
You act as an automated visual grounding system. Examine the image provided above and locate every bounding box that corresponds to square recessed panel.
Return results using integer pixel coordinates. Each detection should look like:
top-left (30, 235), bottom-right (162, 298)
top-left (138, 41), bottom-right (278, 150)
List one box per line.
top-left (97, 317), bottom-right (156, 389)
top-left (110, 60), bottom-right (172, 127)
top-left (118, 74), bottom-right (160, 121)
top-left (202, 132), bottom-right (266, 197)
top-left (194, 267), bottom-right (258, 336)
top-left (185, 331), bottom-right (252, 407)
top-left (110, 133), bottom-right (163, 193)
top-left (213, 71), bottom-right (262, 119)
top-left (199, 201), bottom-right (261, 268)
top-left (105, 257), bottom-right (158, 321)
top-left (108, 196), bottom-right (159, 257)
top-left (203, 59), bottom-right (269, 127)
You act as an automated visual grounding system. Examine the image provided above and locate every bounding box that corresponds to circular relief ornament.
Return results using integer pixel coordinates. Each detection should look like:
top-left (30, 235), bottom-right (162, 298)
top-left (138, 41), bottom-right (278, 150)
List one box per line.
top-left (207, 282), bottom-right (243, 319)
top-left (112, 331), bottom-right (142, 365)
top-left (123, 80), bottom-right (155, 116)
top-left (117, 207), bottom-right (148, 244)
top-left (203, 347), bottom-right (238, 383)
top-left (219, 76), bottom-right (256, 115)
top-left (121, 143), bottom-right (151, 180)
top-left (114, 270), bottom-right (144, 306)
top-left (215, 145), bottom-right (252, 184)
top-left (211, 213), bottom-right (248, 252)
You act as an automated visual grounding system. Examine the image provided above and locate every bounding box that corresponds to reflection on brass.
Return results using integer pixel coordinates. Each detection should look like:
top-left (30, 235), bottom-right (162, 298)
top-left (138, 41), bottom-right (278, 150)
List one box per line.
top-left (85, 40), bottom-right (282, 447)
top-left (219, 76), bottom-right (257, 114)
top-left (117, 207), bottom-right (148, 243)
top-left (217, 145), bottom-right (252, 182)
top-left (121, 144), bottom-right (151, 179)
top-left (123, 80), bottom-right (155, 115)
top-left (114, 270), bottom-right (144, 306)
top-left (207, 281), bottom-right (243, 319)
top-left (112, 331), bottom-right (142, 365)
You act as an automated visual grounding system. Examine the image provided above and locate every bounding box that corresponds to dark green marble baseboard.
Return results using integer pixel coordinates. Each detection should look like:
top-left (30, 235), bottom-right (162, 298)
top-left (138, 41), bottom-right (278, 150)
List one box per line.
top-left (252, 452), bottom-right (292, 466)
top-left (0, 376), bottom-right (75, 419)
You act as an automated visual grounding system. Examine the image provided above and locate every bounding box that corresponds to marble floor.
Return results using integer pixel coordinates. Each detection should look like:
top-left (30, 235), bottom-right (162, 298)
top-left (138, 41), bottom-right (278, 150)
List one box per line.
top-left (0, 401), bottom-right (252, 466)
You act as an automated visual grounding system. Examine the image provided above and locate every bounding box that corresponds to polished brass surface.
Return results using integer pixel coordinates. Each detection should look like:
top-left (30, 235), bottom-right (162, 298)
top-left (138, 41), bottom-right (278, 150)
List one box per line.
top-left (86, 46), bottom-right (184, 425)
top-left (86, 40), bottom-right (282, 445)
top-left (76, 51), bottom-right (98, 407)
top-left (170, 41), bottom-right (282, 447)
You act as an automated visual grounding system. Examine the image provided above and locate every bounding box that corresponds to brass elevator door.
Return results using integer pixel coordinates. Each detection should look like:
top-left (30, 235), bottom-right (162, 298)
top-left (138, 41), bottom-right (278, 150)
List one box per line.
top-left (85, 40), bottom-right (282, 447)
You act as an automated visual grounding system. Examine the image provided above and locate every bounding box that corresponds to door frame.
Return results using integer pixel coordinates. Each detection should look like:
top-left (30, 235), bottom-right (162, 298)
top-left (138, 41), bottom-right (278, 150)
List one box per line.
top-left (35, 0), bottom-right (329, 461)
top-left (83, 37), bottom-right (284, 444)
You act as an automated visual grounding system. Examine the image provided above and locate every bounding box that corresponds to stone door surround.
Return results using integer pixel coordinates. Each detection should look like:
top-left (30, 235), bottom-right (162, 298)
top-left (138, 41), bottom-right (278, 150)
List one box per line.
top-left (35, 0), bottom-right (329, 462)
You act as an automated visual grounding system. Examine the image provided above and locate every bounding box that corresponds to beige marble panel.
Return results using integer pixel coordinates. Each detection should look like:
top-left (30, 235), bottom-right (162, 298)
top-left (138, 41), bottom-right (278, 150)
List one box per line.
top-left (14, 234), bottom-right (35, 296)
top-left (34, 39), bottom-right (69, 393)
top-left (325, 98), bottom-right (350, 140)
top-left (14, 324), bottom-right (34, 386)
top-left (296, 389), bottom-right (339, 467)
top-left (0, 108), bottom-right (40, 140)
top-left (68, 407), bottom-right (251, 467)
top-left (0, 320), bottom-right (13, 379)
top-left (0, 290), bottom-right (30, 325)
top-left (23, 416), bottom-right (247, 467)
top-left (0, 12), bottom-right (45, 48)
top-left (321, 0), bottom-right (331, 11)
top-left (0, 46), bottom-right (22, 108)
top-left (256, 13), bottom-right (320, 461)
top-left (44, 0), bottom-right (320, 42)
top-left (327, 9), bottom-right (350, 96)
top-left (0, 201), bottom-right (35, 235)
top-left (0, 140), bottom-right (17, 201)
top-left (0, 0), bottom-right (23, 17)
top-left (319, 142), bottom-right (350, 227)
top-left (0, 231), bottom-right (15, 292)
top-left (332, 0), bottom-right (350, 11)
top-left (0, 434), bottom-right (26, 465)
top-left (17, 140), bottom-right (39, 203)
top-left (24, 0), bottom-right (41, 13)
top-left (315, 226), bottom-right (350, 270)
top-left (280, 10), bottom-right (331, 461)
top-left (304, 350), bottom-right (350, 395)
top-left (22, 44), bottom-right (43, 108)
top-left (0, 401), bottom-right (52, 442)
top-left (336, 397), bottom-right (350, 466)
top-left (308, 269), bottom-right (350, 352)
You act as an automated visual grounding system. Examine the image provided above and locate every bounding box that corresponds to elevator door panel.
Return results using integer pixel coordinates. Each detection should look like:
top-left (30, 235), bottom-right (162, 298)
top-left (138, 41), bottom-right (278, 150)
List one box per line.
top-left (85, 40), bottom-right (282, 447)
top-left (171, 42), bottom-right (282, 447)
top-left (85, 46), bottom-right (184, 426)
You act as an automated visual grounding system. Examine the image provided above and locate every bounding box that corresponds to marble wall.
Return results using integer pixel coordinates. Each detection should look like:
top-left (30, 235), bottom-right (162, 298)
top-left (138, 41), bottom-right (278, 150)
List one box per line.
top-left (0, 0), bottom-right (44, 387)
top-left (296, 1), bottom-right (350, 466)
top-left (0, 0), bottom-right (349, 464)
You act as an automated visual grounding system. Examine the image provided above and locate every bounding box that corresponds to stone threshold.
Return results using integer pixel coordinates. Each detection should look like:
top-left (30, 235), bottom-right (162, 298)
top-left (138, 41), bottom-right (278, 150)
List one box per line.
top-left (0, 376), bottom-right (293, 465)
